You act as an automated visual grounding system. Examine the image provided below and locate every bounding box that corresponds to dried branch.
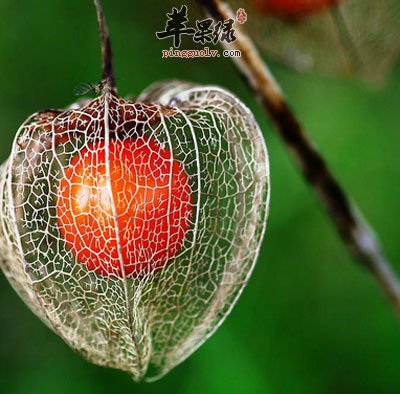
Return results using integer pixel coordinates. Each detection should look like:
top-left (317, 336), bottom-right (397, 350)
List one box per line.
top-left (196, 0), bottom-right (400, 316)
top-left (93, 0), bottom-right (116, 90)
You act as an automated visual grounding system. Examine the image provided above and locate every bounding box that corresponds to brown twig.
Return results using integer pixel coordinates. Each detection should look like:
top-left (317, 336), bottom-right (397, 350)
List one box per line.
top-left (93, 0), bottom-right (116, 90)
top-left (196, 0), bottom-right (400, 316)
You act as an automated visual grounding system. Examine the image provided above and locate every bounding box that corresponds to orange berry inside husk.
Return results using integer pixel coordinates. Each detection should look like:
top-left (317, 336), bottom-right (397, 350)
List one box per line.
top-left (56, 137), bottom-right (193, 277)
top-left (252, 0), bottom-right (340, 19)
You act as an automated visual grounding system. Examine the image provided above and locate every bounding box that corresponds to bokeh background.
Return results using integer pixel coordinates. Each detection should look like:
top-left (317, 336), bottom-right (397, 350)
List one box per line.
top-left (0, 1), bottom-right (400, 393)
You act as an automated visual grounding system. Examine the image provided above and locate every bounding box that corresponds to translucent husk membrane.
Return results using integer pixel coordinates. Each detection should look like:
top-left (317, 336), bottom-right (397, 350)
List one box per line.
top-left (234, 0), bottom-right (400, 82)
top-left (0, 81), bottom-right (269, 381)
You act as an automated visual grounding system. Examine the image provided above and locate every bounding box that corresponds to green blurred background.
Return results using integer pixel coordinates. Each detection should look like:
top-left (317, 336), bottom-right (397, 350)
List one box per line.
top-left (1, 1), bottom-right (400, 393)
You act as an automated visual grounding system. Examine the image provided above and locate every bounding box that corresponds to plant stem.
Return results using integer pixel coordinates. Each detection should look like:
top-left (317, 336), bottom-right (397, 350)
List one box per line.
top-left (196, 0), bottom-right (400, 316)
top-left (93, 0), bottom-right (116, 90)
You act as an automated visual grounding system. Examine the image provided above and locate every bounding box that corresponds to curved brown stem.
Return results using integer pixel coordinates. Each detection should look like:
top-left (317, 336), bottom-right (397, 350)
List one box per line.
top-left (196, 0), bottom-right (400, 317)
top-left (93, 0), bottom-right (116, 90)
